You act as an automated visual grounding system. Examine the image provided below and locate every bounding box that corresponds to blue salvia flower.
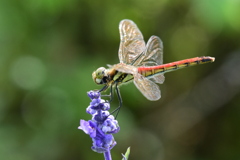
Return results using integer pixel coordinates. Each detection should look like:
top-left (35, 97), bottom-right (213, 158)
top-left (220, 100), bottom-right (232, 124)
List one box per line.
top-left (79, 91), bottom-right (120, 160)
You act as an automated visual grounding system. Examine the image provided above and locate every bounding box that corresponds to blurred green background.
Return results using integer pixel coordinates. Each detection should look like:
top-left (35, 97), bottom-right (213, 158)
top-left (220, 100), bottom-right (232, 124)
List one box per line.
top-left (1, 0), bottom-right (240, 159)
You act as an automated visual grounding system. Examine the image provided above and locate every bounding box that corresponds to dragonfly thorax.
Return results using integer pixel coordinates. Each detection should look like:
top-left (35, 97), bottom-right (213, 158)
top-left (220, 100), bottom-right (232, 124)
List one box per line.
top-left (92, 67), bottom-right (110, 85)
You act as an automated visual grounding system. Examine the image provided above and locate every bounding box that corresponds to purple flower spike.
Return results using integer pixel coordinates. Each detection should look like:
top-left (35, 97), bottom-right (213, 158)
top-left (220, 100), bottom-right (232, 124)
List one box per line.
top-left (79, 90), bottom-right (120, 159)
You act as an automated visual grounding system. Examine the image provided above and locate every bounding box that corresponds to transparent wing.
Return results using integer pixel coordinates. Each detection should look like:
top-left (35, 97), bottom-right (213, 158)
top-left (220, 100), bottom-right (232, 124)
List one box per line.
top-left (134, 35), bottom-right (163, 67)
top-left (112, 63), bottom-right (137, 75)
top-left (133, 73), bottom-right (161, 101)
top-left (149, 74), bottom-right (165, 84)
top-left (118, 19), bottom-right (146, 65)
top-left (134, 36), bottom-right (165, 84)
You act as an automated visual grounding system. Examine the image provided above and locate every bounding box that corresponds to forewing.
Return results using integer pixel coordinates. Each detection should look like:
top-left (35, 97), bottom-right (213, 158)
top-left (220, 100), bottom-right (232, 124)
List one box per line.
top-left (118, 19), bottom-right (145, 64)
top-left (133, 73), bottom-right (161, 101)
top-left (112, 63), bottom-right (137, 75)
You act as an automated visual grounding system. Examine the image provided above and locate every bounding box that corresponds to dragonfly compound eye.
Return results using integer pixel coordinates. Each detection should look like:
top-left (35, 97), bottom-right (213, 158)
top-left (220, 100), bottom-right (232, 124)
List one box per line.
top-left (92, 67), bottom-right (107, 85)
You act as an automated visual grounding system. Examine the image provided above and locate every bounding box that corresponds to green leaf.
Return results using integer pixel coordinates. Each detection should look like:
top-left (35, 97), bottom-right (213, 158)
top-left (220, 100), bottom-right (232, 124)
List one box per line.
top-left (122, 147), bottom-right (130, 160)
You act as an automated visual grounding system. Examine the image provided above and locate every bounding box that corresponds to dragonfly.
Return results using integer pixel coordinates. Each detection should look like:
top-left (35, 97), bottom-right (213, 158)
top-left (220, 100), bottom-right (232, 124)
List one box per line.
top-left (92, 19), bottom-right (215, 114)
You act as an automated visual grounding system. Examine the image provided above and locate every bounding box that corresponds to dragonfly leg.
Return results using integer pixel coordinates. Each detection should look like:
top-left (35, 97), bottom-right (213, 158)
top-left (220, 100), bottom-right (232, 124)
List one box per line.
top-left (98, 85), bottom-right (108, 92)
top-left (110, 83), bottom-right (122, 119)
top-left (108, 84), bottom-right (114, 102)
top-left (101, 85), bottom-right (114, 103)
top-left (99, 83), bottom-right (122, 119)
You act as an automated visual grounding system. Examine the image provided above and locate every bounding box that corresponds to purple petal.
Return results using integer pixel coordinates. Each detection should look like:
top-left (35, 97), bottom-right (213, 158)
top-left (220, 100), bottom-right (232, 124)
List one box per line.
top-left (90, 98), bottom-right (101, 107)
top-left (101, 102), bottom-right (110, 111)
top-left (91, 134), bottom-right (116, 153)
top-left (78, 120), bottom-right (96, 138)
top-left (86, 105), bottom-right (97, 115)
top-left (87, 91), bottom-right (100, 99)
top-left (101, 115), bottom-right (120, 134)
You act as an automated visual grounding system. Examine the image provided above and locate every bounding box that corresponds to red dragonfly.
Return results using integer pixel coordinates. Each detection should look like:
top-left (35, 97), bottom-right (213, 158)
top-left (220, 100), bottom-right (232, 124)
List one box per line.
top-left (92, 19), bottom-right (215, 111)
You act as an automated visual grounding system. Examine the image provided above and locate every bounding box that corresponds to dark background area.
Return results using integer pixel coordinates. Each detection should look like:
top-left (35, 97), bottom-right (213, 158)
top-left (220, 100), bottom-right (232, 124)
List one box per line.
top-left (1, 0), bottom-right (240, 160)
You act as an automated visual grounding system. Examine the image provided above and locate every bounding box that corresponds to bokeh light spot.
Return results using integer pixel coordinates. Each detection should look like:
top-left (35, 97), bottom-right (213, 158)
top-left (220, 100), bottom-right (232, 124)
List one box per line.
top-left (10, 56), bottom-right (47, 90)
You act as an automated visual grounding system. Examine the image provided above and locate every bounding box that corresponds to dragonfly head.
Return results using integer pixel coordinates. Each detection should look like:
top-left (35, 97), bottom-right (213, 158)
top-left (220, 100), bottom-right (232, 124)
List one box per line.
top-left (92, 67), bottom-right (109, 85)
